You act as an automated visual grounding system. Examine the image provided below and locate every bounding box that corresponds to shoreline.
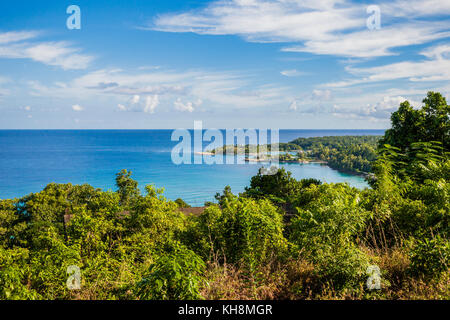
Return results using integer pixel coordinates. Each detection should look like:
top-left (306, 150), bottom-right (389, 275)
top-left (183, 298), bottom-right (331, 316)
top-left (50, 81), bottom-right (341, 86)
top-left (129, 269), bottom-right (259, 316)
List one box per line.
top-left (194, 150), bottom-right (368, 178)
top-left (195, 151), bottom-right (215, 155)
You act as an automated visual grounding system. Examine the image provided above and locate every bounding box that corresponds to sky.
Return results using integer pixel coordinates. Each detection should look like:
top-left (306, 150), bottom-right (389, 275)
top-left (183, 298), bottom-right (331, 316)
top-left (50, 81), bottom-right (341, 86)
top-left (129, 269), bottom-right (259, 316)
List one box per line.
top-left (0, 0), bottom-right (449, 129)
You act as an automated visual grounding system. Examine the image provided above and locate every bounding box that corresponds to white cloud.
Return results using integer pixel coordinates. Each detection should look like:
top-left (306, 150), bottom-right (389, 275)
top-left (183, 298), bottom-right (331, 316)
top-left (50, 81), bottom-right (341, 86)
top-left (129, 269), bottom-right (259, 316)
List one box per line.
top-left (195, 98), bottom-right (203, 106)
top-left (421, 44), bottom-right (450, 60)
top-left (0, 31), bottom-right (93, 69)
top-left (144, 95), bottom-right (159, 113)
top-left (326, 44), bottom-right (450, 87)
top-left (131, 95), bottom-right (140, 104)
top-left (314, 89), bottom-right (425, 121)
top-left (280, 69), bottom-right (303, 77)
top-left (381, 0), bottom-right (450, 18)
top-left (72, 104), bottom-right (84, 111)
top-left (174, 98), bottom-right (195, 112)
top-left (24, 42), bottom-right (93, 70)
top-left (152, 0), bottom-right (363, 43)
top-left (332, 95), bottom-right (413, 119)
top-left (289, 89), bottom-right (333, 112)
top-left (286, 87), bottom-right (427, 121)
top-left (312, 89), bottom-right (332, 100)
top-left (117, 94), bottom-right (160, 113)
top-left (289, 100), bottom-right (298, 111)
top-left (283, 23), bottom-right (450, 58)
top-left (29, 68), bottom-right (291, 110)
top-left (150, 0), bottom-right (450, 58)
top-left (138, 65), bottom-right (161, 70)
top-left (24, 106), bottom-right (31, 111)
top-left (0, 31), bottom-right (39, 44)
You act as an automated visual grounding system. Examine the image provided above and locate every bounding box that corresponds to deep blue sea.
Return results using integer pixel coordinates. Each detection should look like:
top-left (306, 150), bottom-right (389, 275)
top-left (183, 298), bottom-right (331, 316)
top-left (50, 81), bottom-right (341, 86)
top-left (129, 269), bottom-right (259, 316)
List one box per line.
top-left (0, 130), bottom-right (384, 205)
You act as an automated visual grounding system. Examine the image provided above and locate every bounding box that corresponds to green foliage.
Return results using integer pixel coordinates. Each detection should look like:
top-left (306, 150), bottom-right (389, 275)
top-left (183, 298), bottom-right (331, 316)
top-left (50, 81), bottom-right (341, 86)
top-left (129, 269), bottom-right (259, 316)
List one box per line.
top-left (289, 183), bottom-right (371, 290)
top-left (279, 153), bottom-right (296, 162)
top-left (129, 185), bottom-right (187, 246)
top-left (213, 136), bottom-right (379, 175)
top-left (380, 92), bottom-right (450, 152)
top-left (214, 185), bottom-right (235, 206)
top-left (0, 247), bottom-right (38, 299)
top-left (288, 135), bottom-right (380, 174)
top-left (175, 198), bottom-right (191, 208)
top-left (116, 169), bottom-right (140, 206)
top-left (0, 170), bottom-right (196, 300)
top-left (389, 179), bottom-right (449, 239)
top-left (195, 191), bottom-right (287, 270)
top-left (0, 199), bottom-right (27, 247)
top-left (0, 92), bottom-right (449, 300)
top-left (28, 225), bottom-right (81, 299)
top-left (244, 167), bottom-right (306, 203)
top-left (408, 235), bottom-right (450, 279)
top-left (370, 145), bottom-right (449, 242)
top-left (369, 95), bottom-right (449, 245)
top-left (135, 243), bottom-right (205, 300)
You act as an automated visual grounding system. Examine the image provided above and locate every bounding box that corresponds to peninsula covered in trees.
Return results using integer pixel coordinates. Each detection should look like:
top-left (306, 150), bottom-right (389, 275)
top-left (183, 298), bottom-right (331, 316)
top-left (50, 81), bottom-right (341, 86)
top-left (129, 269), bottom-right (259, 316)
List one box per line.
top-left (0, 92), bottom-right (448, 300)
top-left (210, 133), bottom-right (380, 175)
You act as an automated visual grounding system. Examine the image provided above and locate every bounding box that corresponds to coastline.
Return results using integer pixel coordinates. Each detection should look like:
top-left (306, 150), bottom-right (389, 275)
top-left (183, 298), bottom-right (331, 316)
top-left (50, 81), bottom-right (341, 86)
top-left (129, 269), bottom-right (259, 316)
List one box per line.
top-left (0, 131), bottom-right (373, 200)
top-left (195, 150), bottom-right (366, 177)
top-left (195, 151), bottom-right (215, 155)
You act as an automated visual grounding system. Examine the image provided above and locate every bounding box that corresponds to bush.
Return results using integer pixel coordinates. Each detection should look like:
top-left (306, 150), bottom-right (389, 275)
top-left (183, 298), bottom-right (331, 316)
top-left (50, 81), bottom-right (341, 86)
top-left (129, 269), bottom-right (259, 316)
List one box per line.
top-left (0, 247), bottom-right (38, 299)
top-left (175, 198), bottom-right (191, 208)
top-left (195, 191), bottom-right (287, 271)
top-left (135, 243), bottom-right (205, 300)
top-left (129, 185), bottom-right (187, 246)
top-left (0, 199), bottom-right (28, 248)
top-left (244, 168), bottom-right (303, 204)
top-left (409, 235), bottom-right (450, 279)
top-left (289, 183), bottom-right (371, 290)
top-left (28, 224), bottom-right (81, 299)
top-left (391, 177), bottom-right (449, 239)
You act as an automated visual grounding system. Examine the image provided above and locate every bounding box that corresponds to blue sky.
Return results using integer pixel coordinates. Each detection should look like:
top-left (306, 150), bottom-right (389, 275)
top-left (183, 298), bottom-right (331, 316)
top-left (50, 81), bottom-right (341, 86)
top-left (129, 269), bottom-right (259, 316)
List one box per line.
top-left (0, 0), bottom-right (449, 129)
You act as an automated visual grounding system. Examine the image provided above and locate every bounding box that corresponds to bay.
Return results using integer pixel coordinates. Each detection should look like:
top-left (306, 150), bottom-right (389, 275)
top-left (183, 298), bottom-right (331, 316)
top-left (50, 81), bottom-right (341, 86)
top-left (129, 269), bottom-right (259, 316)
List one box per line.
top-left (0, 129), bottom-right (384, 205)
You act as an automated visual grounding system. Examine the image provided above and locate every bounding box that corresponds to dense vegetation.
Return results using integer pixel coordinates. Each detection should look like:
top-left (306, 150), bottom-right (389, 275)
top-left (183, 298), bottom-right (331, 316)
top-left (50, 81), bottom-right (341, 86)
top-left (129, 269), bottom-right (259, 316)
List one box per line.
top-left (1, 92), bottom-right (449, 300)
top-left (287, 135), bottom-right (380, 174)
top-left (210, 133), bottom-right (380, 175)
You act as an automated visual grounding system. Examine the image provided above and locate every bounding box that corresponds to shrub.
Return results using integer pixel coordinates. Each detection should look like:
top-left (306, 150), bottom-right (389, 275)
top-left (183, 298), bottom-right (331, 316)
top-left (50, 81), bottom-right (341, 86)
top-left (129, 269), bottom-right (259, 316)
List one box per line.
top-left (0, 247), bottom-right (38, 299)
top-left (28, 225), bottom-right (81, 299)
top-left (289, 183), bottom-right (371, 290)
top-left (244, 168), bottom-right (303, 204)
top-left (135, 243), bottom-right (205, 300)
top-left (175, 198), bottom-right (191, 208)
top-left (408, 235), bottom-right (449, 279)
top-left (195, 193), bottom-right (287, 271)
top-left (0, 199), bottom-right (27, 247)
top-left (129, 185), bottom-right (187, 245)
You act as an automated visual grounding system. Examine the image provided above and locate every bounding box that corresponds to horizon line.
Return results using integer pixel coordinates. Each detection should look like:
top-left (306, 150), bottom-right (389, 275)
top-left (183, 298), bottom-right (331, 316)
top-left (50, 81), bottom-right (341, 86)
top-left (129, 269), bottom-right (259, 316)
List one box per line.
top-left (0, 128), bottom-right (388, 131)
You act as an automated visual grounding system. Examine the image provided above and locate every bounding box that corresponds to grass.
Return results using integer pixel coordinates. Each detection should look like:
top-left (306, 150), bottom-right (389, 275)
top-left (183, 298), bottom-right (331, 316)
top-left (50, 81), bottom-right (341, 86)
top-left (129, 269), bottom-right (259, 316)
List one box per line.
top-left (199, 247), bottom-right (449, 300)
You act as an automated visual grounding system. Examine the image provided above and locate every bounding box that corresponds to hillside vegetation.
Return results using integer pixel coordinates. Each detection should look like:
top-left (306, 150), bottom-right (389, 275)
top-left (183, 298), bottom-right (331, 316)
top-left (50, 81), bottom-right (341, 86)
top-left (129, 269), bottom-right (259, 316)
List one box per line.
top-left (286, 135), bottom-right (380, 174)
top-left (1, 92), bottom-right (449, 300)
top-left (212, 132), bottom-right (381, 175)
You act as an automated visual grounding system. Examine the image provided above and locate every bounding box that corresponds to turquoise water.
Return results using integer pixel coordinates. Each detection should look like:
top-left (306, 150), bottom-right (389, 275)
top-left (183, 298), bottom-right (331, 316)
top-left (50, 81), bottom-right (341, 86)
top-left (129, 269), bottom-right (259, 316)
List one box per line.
top-left (0, 130), bottom-right (383, 205)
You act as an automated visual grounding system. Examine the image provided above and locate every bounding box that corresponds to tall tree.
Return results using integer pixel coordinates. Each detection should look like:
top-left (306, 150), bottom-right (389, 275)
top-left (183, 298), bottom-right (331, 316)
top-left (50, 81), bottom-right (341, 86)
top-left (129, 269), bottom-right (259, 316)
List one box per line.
top-left (379, 92), bottom-right (450, 152)
top-left (115, 169), bottom-right (140, 205)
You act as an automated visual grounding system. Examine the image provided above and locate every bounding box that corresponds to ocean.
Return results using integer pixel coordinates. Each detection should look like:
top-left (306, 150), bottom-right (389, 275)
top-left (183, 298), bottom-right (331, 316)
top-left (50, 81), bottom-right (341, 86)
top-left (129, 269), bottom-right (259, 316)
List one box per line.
top-left (0, 129), bottom-right (384, 205)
